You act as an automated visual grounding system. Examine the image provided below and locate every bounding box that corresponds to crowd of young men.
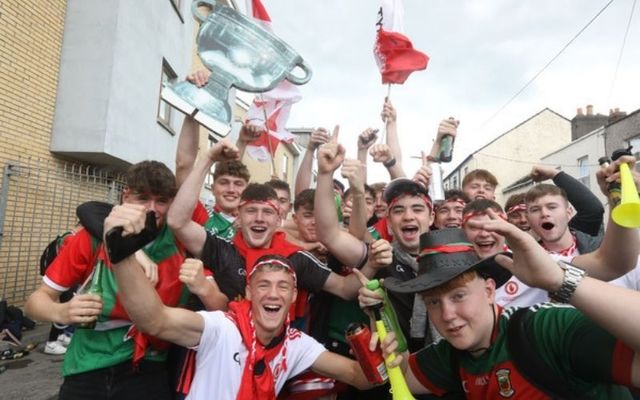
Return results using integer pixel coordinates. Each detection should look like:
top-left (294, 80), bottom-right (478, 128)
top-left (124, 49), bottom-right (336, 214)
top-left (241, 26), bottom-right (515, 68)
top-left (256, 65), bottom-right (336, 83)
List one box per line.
top-left (25, 76), bottom-right (640, 399)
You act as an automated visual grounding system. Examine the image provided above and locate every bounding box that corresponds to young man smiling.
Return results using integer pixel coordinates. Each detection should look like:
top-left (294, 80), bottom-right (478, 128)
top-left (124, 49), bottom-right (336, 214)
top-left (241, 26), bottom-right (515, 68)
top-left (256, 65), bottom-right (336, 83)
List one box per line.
top-left (315, 135), bottom-right (436, 351)
top-left (366, 214), bottom-right (640, 398)
top-left (108, 245), bottom-right (375, 399)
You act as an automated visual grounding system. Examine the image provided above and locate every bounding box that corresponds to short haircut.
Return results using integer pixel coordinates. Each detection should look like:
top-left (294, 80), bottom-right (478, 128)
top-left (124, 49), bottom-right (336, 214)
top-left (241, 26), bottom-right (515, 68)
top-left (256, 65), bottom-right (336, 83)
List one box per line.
top-left (294, 188), bottom-right (315, 212)
top-left (125, 161), bottom-right (177, 198)
top-left (444, 189), bottom-right (471, 203)
top-left (421, 270), bottom-right (480, 298)
top-left (213, 160), bottom-right (250, 183)
top-left (265, 179), bottom-right (291, 197)
top-left (370, 182), bottom-right (387, 195)
top-left (463, 199), bottom-right (504, 216)
top-left (524, 184), bottom-right (568, 204)
top-left (333, 179), bottom-right (345, 195)
top-left (240, 183), bottom-right (277, 202)
top-left (344, 184), bottom-right (375, 201)
top-left (505, 193), bottom-right (526, 212)
top-left (462, 169), bottom-right (498, 188)
top-left (249, 255), bottom-right (296, 285)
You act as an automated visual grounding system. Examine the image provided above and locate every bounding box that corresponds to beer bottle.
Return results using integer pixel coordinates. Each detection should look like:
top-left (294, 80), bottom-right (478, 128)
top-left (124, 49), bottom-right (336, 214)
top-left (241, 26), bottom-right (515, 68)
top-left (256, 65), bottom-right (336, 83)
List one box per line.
top-left (77, 261), bottom-right (104, 329)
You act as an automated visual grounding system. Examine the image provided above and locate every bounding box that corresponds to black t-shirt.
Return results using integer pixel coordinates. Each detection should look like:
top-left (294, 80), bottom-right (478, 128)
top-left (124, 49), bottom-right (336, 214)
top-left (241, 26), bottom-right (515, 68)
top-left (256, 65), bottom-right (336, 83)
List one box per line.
top-left (200, 233), bottom-right (332, 300)
top-left (376, 251), bottom-right (423, 352)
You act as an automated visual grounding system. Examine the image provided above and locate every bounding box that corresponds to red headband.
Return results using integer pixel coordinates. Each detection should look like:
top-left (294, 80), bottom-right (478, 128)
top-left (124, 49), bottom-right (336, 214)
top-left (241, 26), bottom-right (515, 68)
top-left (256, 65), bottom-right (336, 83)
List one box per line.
top-left (506, 203), bottom-right (527, 215)
top-left (387, 194), bottom-right (433, 214)
top-left (462, 211), bottom-right (507, 226)
top-left (249, 258), bottom-right (297, 286)
top-left (238, 199), bottom-right (280, 214)
top-left (435, 198), bottom-right (466, 211)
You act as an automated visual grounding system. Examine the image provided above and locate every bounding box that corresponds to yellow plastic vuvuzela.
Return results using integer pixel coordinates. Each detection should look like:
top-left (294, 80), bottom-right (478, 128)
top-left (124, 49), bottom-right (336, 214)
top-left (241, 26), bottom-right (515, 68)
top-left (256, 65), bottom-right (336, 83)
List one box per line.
top-left (375, 320), bottom-right (416, 400)
top-left (611, 163), bottom-right (640, 228)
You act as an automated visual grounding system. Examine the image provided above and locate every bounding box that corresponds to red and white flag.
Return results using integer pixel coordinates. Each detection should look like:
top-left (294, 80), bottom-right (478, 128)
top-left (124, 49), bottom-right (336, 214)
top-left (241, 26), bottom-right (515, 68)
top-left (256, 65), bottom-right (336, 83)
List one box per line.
top-left (374, 0), bottom-right (429, 84)
top-left (244, 0), bottom-right (301, 162)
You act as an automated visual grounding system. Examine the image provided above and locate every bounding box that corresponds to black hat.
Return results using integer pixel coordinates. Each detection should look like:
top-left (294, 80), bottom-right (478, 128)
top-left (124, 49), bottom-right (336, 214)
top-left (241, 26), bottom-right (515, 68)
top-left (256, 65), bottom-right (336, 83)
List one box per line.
top-left (384, 228), bottom-right (511, 293)
top-left (383, 178), bottom-right (431, 208)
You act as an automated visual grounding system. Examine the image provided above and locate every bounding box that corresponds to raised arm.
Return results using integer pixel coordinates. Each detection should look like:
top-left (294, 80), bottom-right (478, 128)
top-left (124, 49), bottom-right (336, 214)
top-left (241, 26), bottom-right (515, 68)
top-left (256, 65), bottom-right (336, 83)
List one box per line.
top-left (294, 128), bottom-right (330, 195)
top-left (370, 143), bottom-right (405, 179)
top-left (106, 205), bottom-right (204, 348)
top-left (341, 158), bottom-right (372, 241)
top-left (477, 210), bottom-right (640, 387)
top-left (167, 140), bottom-right (239, 257)
top-left (357, 128), bottom-right (378, 180)
top-left (314, 127), bottom-right (370, 266)
top-left (571, 156), bottom-right (639, 280)
top-left (427, 118), bottom-right (459, 163)
top-left (381, 98), bottom-right (404, 169)
top-left (175, 71), bottom-right (210, 186)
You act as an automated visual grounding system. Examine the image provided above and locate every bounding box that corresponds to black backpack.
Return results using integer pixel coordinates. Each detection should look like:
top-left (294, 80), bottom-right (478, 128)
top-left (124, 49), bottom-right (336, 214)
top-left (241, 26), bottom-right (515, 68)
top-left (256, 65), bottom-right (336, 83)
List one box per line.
top-left (39, 231), bottom-right (74, 276)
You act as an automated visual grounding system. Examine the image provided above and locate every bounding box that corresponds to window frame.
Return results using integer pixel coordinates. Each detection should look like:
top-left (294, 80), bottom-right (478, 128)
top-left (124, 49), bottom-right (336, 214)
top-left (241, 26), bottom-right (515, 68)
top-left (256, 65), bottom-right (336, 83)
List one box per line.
top-left (157, 58), bottom-right (178, 135)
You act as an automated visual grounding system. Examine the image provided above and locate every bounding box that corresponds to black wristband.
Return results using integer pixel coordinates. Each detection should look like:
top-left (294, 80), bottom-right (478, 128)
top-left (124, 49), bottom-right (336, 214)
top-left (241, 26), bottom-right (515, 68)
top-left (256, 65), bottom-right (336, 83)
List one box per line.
top-left (383, 157), bottom-right (397, 168)
top-left (105, 211), bottom-right (159, 264)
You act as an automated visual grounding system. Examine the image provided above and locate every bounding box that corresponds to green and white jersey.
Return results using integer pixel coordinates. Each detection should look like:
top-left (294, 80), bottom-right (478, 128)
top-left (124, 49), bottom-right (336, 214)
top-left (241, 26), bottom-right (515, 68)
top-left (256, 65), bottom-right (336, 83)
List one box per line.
top-left (409, 304), bottom-right (634, 399)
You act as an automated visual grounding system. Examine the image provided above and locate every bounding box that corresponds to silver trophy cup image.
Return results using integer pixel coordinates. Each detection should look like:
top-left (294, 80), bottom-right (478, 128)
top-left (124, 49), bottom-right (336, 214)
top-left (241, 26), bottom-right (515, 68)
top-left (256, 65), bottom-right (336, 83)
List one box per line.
top-left (161, 0), bottom-right (312, 138)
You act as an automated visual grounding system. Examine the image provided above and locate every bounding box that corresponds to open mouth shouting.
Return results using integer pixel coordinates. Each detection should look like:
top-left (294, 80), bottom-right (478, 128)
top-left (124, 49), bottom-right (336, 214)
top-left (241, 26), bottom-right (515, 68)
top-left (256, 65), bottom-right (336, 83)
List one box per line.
top-left (541, 222), bottom-right (555, 231)
top-left (474, 240), bottom-right (498, 257)
top-left (400, 224), bottom-right (420, 242)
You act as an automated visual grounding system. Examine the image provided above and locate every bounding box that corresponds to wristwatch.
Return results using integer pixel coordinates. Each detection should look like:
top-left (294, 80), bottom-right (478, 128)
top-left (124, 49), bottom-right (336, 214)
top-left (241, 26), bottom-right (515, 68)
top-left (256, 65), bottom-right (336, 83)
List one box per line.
top-left (549, 261), bottom-right (586, 303)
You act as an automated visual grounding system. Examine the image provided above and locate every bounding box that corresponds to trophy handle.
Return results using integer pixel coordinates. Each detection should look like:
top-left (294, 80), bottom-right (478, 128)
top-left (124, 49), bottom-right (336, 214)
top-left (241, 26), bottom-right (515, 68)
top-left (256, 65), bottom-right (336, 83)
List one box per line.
top-left (285, 60), bottom-right (313, 85)
top-left (192, 0), bottom-right (219, 24)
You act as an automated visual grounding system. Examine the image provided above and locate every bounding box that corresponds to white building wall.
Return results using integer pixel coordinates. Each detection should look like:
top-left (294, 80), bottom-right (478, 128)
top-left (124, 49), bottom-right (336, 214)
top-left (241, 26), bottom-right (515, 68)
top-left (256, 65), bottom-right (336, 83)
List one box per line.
top-left (541, 128), bottom-right (607, 208)
top-left (51, 0), bottom-right (195, 169)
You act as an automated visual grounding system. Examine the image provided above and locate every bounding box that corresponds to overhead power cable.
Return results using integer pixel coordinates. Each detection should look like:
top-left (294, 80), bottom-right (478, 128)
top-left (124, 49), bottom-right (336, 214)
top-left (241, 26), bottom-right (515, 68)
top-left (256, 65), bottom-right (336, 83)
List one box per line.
top-left (479, 0), bottom-right (616, 130)
top-left (607, 0), bottom-right (637, 105)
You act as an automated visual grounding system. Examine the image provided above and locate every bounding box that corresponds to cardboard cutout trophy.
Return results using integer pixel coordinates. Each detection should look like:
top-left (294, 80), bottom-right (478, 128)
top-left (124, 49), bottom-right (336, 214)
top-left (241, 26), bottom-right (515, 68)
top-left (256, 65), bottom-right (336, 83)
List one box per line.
top-left (161, 0), bottom-right (312, 139)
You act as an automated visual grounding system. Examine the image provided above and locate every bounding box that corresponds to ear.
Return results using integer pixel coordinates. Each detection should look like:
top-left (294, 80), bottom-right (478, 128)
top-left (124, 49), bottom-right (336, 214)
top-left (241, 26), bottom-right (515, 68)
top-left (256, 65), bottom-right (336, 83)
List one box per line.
top-left (290, 287), bottom-right (298, 304)
top-left (245, 285), bottom-right (252, 301)
top-left (484, 277), bottom-right (496, 301)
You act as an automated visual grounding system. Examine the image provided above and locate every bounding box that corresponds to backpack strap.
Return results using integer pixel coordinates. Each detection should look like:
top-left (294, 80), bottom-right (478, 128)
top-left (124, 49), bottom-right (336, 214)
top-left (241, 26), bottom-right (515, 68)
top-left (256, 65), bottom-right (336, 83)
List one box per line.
top-left (506, 307), bottom-right (580, 400)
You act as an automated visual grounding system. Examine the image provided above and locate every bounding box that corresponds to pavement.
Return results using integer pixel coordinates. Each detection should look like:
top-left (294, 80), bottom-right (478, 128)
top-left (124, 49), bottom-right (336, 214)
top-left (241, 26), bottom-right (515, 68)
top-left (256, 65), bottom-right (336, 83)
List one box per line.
top-left (0, 322), bottom-right (63, 400)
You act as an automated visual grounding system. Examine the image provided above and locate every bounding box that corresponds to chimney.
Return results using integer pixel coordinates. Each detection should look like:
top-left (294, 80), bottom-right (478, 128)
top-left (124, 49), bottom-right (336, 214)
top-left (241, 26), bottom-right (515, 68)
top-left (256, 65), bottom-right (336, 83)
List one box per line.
top-left (586, 105), bottom-right (593, 116)
top-left (608, 107), bottom-right (627, 125)
top-left (576, 107), bottom-right (584, 116)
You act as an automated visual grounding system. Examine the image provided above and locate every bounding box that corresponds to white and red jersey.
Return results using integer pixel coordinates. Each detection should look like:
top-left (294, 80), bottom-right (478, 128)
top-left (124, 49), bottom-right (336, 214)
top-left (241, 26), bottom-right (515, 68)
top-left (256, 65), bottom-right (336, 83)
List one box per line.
top-left (495, 276), bottom-right (548, 308)
top-left (186, 310), bottom-right (326, 400)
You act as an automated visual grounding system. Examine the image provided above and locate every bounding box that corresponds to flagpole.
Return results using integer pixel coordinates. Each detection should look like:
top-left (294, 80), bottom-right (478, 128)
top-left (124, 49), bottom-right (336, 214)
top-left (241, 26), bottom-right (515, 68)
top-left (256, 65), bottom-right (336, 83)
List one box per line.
top-left (382, 83), bottom-right (392, 144)
top-left (258, 94), bottom-right (278, 178)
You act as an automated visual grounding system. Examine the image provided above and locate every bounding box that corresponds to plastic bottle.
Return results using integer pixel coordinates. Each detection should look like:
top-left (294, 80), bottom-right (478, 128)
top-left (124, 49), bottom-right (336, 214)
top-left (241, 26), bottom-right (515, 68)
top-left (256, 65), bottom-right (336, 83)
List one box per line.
top-left (366, 279), bottom-right (408, 353)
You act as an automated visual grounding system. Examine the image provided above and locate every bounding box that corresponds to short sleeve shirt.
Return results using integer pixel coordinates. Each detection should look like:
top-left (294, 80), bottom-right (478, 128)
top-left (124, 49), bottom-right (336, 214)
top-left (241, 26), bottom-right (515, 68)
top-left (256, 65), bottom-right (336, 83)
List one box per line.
top-left (186, 310), bottom-right (326, 399)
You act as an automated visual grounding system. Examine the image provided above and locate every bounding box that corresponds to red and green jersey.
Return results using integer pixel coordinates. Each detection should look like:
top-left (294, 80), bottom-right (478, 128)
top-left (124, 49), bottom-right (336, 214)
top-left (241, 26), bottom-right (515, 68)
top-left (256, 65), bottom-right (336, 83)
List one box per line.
top-left (44, 224), bottom-right (190, 376)
top-left (409, 304), bottom-right (635, 399)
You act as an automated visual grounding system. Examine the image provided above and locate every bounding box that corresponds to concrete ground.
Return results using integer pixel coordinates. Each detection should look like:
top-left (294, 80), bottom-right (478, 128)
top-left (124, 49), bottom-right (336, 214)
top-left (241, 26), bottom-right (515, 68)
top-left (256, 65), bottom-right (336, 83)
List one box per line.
top-left (0, 322), bottom-right (63, 400)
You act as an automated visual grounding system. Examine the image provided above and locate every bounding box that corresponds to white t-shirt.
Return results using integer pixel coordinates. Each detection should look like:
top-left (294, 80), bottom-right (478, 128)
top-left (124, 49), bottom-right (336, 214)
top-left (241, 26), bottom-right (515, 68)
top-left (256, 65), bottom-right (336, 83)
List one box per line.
top-left (186, 310), bottom-right (327, 400)
top-left (495, 275), bottom-right (549, 307)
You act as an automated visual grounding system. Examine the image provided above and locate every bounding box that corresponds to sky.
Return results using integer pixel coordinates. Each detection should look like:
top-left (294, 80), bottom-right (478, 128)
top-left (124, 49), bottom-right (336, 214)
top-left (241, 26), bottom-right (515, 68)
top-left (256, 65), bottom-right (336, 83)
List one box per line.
top-left (236, 0), bottom-right (640, 183)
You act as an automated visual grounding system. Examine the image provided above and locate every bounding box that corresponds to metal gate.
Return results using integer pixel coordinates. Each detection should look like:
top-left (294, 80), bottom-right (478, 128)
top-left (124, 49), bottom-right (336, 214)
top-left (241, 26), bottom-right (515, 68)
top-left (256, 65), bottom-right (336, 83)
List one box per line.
top-left (0, 157), bottom-right (124, 305)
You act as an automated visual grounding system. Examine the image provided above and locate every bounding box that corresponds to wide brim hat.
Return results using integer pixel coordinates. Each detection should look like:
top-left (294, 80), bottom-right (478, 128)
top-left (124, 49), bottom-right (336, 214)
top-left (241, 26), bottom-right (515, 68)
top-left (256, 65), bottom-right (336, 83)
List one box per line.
top-left (384, 228), bottom-right (512, 294)
top-left (383, 178), bottom-right (431, 206)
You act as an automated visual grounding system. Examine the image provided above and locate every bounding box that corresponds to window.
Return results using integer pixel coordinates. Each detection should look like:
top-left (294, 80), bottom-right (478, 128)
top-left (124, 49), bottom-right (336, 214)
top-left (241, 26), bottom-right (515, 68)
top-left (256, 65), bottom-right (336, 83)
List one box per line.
top-left (577, 156), bottom-right (590, 187)
top-left (452, 176), bottom-right (458, 189)
top-left (463, 166), bottom-right (468, 177)
top-left (157, 59), bottom-right (177, 134)
top-left (282, 153), bottom-right (289, 181)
